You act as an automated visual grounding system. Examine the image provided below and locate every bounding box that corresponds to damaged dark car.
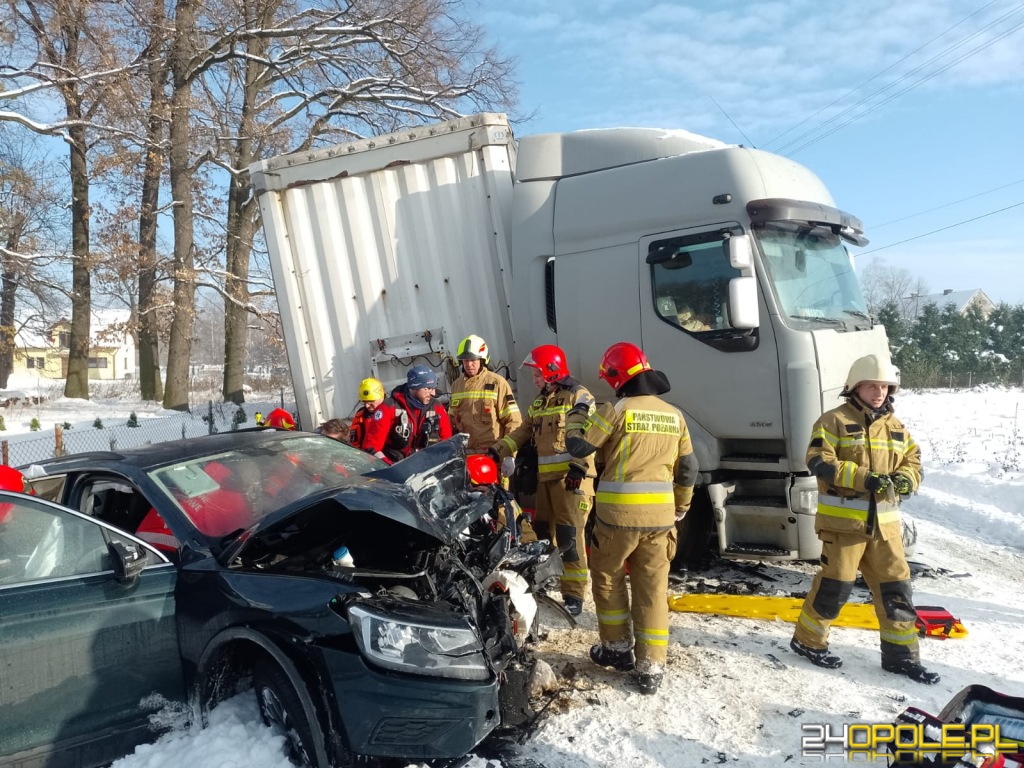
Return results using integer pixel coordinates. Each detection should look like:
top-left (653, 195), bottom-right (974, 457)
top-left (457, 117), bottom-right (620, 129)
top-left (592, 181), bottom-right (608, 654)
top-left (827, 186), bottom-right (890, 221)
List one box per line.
top-left (1, 432), bottom-right (560, 768)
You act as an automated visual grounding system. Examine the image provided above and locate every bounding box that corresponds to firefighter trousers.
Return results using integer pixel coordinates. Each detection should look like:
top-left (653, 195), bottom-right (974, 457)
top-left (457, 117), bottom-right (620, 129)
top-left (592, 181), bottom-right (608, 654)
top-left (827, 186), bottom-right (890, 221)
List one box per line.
top-left (534, 478), bottom-right (593, 600)
top-left (793, 530), bottom-right (920, 663)
top-left (590, 520), bottom-right (677, 666)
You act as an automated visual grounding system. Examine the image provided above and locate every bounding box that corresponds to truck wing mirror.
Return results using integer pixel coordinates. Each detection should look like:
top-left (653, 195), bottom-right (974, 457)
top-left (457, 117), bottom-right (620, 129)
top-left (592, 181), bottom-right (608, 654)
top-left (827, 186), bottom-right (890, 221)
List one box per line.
top-left (726, 234), bottom-right (753, 269)
top-left (728, 276), bottom-right (758, 329)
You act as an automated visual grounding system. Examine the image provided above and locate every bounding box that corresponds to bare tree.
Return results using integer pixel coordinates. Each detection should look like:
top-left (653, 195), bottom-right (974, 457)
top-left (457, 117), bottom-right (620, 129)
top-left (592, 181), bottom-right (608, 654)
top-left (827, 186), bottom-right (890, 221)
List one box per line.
top-left (860, 257), bottom-right (929, 317)
top-left (1, 0), bottom-right (141, 398)
top-left (198, 0), bottom-right (518, 404)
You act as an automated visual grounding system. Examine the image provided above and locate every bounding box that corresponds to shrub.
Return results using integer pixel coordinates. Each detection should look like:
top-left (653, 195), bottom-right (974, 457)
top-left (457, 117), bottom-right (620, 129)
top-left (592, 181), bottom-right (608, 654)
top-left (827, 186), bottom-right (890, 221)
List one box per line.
top-left (93, 417), bottom-right (104, 429)
top-left (30, 417), bottom-right (41, 432)
top-left (127, 412), bottom-right (140, 428)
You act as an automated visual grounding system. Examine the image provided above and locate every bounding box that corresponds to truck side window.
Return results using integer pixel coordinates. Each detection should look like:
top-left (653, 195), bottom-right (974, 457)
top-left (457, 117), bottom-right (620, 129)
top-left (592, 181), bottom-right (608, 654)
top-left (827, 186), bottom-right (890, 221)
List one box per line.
top-left (649, 237), bottom-right (741, 334)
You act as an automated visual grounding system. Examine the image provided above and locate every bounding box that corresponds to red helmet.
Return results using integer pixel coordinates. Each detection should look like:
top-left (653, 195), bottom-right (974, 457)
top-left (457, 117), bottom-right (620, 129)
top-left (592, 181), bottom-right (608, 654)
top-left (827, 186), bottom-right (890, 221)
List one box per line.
top-left (599, 342), bottom-right (652, 391)
top-left (466, 454), bottom-right (499, 486)
top-left (0, 465), bottom-right (31, 494)
top-left (522, 344), bottom-right (569, 383)
top-left (264, 408), bottom-right (296, 430)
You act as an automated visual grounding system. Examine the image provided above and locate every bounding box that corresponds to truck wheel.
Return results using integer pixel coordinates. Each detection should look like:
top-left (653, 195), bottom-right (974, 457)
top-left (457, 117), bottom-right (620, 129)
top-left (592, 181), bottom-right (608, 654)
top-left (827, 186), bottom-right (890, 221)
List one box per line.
top-left (254, 661), bottom-right (318, 767)
top-left (673, 492), bottom-right (714, 570)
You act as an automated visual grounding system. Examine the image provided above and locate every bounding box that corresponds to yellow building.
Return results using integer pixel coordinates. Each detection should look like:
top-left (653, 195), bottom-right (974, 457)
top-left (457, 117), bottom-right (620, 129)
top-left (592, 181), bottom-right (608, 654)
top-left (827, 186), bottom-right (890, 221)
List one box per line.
top-left (13, 311), bottom-right (136, 381)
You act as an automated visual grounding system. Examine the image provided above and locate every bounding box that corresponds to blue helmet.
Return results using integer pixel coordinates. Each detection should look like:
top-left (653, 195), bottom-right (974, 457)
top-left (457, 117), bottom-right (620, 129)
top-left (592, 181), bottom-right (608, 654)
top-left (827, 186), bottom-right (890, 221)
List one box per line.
top-left (406, 365), bottom-right (437, 390)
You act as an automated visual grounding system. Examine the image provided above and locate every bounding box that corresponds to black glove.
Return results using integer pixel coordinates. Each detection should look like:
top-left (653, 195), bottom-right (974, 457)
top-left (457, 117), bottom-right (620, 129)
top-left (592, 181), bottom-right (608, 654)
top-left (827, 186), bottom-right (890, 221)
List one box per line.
top-left (890, 474), bottom-right (913, 495)
top-left (487, 447), bottom-right (502, 464)
top-left (564, 464), bottom-right (586, 492)
top-left (865, 472), bottom-right (892, 494)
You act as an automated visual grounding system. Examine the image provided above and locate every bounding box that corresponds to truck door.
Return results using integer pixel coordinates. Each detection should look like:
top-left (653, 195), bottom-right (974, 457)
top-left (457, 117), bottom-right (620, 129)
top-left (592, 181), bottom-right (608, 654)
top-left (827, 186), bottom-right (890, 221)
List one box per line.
top-left (639, 227), bottom-right (783, 467)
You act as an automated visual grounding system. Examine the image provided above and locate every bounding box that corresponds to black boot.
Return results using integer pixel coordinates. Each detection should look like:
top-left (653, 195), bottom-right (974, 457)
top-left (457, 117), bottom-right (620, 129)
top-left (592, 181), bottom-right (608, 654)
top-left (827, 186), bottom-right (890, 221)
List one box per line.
top-left (790, 638), bottom-right (843, 669)
top-left (635, 662), bottom-right (664, 695)
top-left (563, 595), bottom-right (583, 616)
top-left (590, 644), bottom-right (636, 672)
top-left (882, 658), bottom-right (940, 685)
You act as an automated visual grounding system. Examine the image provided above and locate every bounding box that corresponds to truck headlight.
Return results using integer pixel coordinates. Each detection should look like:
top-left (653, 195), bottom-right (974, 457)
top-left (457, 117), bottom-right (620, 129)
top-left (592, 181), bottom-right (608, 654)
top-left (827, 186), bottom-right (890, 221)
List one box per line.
top-left (348, 604), bottom-right (489, 680)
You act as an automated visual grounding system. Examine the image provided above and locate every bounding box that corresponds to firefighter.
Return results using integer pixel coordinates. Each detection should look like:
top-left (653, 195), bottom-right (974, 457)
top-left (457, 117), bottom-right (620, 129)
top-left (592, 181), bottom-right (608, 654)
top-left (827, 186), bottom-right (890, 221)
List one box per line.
top-left (790, 354), bottom-right (938, 685)
top-left (565, 342), bottom-right (697, 695)
top-left (348, 378), bottom-right (400, 462)
top-left (264, 408), bottom-right (296, 430)
top-left (449, 334), bottom-right (521, 453)
top-left (492, 344), bottom-right (596, 616)
top-left (389, 365), bottom-right (453, 459)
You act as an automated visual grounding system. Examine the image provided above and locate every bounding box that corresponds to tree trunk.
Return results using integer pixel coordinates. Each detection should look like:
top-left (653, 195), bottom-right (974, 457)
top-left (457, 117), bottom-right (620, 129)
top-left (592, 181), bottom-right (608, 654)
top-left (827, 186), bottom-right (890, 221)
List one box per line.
top-left (162, 0), bottom-right (197, 411)
top-left (63, 118), bottom-right (91, 400)
top-left (222, 20), bottom-right (268, 405)
top-left (138, 0), bottom-right (167, 402)
top-left (0, 217), bottom-right (24, 389)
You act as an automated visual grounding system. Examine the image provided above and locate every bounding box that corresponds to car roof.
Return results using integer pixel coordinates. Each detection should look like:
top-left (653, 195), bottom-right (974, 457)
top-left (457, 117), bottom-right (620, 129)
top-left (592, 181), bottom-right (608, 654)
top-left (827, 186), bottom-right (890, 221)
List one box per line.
top-left (28, 429), bottom-right (306, 473)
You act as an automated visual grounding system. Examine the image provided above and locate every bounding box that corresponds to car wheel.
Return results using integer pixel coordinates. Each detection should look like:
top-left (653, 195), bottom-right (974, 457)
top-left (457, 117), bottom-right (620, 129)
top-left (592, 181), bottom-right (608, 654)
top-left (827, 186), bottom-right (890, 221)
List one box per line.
top-left (672, 491), bottom-right (714, 570)
top-left (254, 661), bottom-right (318, 767)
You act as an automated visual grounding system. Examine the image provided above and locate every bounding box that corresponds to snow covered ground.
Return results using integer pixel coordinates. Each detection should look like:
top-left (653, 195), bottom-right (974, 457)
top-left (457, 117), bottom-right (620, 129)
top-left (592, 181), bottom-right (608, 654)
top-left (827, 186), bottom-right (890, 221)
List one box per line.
top-left (5, 380), bottom-right (1022, 768)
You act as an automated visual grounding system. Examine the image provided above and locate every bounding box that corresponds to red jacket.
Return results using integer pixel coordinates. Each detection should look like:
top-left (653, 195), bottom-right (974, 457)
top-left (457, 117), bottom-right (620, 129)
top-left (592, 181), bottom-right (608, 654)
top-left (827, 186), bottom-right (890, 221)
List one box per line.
top-left (389, 387), bottom-right (453, 459)
top-left (349, 402), bottom-right (399, 462)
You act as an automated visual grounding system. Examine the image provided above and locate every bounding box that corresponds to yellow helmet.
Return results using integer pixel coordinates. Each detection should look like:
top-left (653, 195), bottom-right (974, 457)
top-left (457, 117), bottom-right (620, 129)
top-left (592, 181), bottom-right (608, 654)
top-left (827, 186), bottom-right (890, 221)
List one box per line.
top-left (843, 354), bottom-right (900, 395)
top-left (358, 378), bottom-right (385, 402)
top-left (457, 334), bottom-right (489, 363)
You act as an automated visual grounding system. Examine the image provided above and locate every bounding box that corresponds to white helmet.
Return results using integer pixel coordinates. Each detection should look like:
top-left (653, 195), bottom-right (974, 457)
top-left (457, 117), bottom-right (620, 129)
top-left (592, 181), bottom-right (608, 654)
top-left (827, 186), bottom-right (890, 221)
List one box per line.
top-left (843, 354), bottom-right (900, 395)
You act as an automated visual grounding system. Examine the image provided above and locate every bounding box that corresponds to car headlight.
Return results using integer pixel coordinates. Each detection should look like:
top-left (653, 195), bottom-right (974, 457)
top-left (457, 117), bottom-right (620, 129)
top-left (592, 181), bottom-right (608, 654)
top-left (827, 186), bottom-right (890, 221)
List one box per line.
top-left (348, 604), bottom-right (489, 681)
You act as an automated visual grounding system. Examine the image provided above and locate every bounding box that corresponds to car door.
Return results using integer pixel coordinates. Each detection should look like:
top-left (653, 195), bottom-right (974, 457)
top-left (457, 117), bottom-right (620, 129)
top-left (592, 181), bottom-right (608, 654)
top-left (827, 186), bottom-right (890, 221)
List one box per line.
top-left (0, 492), bottom-right (185, 768)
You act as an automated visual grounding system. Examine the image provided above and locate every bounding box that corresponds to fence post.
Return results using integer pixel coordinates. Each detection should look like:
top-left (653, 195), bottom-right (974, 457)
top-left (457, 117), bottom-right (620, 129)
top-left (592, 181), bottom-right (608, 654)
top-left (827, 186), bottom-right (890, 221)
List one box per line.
top-left (2, 440), bottom-right (7, 465)
top-left (208, 400), bottom-right (217, 435)
top-left (968, 371), bottom-right (972, 389)
top-left (109, 437), bottom-right (117, 452)
top-left (181, 423), bottom-right (186, 440)
top-left (55, 425), bottom-right (64, 457)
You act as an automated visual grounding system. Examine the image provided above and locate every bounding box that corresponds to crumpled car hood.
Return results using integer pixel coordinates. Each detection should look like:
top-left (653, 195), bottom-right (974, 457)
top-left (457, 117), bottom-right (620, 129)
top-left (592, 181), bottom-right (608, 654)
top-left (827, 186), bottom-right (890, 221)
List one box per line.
top-left (223, 436), bottom-right (492, 562)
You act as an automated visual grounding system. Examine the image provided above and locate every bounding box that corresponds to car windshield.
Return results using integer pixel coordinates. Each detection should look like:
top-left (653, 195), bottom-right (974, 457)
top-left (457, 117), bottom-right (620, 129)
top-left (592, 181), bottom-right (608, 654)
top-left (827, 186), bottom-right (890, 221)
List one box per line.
top-left (754, 221), bottom-right (871, 331)
top-left (146, 435), bottom-right (381, 537)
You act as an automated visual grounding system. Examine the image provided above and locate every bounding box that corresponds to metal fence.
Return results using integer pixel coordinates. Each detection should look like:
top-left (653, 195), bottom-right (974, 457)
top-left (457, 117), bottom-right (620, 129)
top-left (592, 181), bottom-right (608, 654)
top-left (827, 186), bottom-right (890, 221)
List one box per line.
top-left (0, 401), bottom-right (289, 467)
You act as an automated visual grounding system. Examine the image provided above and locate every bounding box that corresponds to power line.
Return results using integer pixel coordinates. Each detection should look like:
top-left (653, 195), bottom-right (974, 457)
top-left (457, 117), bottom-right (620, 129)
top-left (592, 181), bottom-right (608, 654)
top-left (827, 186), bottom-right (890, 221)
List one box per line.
top-left (774, 2), bottom-right (1024, 156)
top-left (785, 14), bottom-right (1024, 156)
top-left (857, 200), bottom-right (1024, 256)
top-left (872, 178), bottom-right (1024, 229)
top-left (762, 0), bottom-right (1004, 152)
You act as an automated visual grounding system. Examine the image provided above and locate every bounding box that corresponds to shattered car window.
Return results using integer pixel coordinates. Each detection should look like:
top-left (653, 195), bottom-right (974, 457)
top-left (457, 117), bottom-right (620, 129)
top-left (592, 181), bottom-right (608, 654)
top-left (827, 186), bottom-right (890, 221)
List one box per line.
top-left (147, 436), bottom-right (381, 536)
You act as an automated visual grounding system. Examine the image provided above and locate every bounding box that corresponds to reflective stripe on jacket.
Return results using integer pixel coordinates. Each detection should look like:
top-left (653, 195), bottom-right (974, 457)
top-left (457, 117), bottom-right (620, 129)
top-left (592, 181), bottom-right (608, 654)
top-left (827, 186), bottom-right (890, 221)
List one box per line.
top-left (496, 381), bottom-right (596, 482)
top-left (807, 398), bottom-right (921, 539)
top-left (577, 395), bottom-right (695, 530)
top-left (449, 369), bottom-right (521, 451)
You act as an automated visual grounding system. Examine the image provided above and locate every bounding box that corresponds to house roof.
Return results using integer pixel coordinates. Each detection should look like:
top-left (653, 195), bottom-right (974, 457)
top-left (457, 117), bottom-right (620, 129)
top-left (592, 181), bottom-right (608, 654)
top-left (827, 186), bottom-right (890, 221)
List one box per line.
top-left (902, 289), bottom-right (994, 319)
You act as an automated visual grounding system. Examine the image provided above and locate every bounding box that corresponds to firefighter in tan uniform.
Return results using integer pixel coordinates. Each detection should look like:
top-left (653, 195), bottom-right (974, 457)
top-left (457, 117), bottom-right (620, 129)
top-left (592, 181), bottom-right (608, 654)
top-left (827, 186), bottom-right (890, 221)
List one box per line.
top-left (566, 342), bottom-right (697, 695)
top-left (449, 335), bottom-right (521, 453)
top-left (492, 344), bottom-right (596, 616)
top-left (790, 354), bottom-right (938, 684)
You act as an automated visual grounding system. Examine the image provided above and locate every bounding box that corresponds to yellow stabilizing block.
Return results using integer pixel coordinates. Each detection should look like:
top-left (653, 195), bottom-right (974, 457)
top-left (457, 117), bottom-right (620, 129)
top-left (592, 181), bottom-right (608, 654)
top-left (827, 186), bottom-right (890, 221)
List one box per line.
top-left (668, 594), bottom-right (881, 630)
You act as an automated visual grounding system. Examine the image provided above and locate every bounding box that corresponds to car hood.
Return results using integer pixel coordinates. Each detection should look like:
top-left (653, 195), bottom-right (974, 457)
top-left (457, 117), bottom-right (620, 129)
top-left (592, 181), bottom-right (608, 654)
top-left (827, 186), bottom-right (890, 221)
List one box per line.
top-left (222, 436), bottom-right (492, 562)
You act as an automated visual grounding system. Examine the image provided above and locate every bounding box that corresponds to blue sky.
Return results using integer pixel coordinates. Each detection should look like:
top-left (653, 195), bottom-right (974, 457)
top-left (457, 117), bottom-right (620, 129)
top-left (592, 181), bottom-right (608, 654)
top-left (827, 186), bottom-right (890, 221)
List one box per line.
top-left (478, 0), bottom-right (1024, 306)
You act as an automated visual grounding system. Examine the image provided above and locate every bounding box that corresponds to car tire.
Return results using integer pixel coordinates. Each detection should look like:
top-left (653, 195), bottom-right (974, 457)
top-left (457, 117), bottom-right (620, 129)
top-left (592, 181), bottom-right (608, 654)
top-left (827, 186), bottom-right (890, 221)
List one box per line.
top-left (254, 661), bottom-right (318, 768)
top-left (672, 491), bottom-right (714, 570)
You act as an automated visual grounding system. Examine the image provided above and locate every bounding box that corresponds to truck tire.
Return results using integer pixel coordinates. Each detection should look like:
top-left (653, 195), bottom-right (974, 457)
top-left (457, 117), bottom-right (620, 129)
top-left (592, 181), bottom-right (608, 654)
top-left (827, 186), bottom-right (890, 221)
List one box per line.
top-left (672, 491), bottom-right (714, 570)
top-left (254, 661), bottom-right (319, 767)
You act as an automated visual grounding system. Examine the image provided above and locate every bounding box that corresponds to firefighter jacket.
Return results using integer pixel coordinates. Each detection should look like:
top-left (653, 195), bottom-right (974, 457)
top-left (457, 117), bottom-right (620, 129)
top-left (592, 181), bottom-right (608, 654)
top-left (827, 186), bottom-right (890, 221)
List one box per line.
top-left (806, 397), bottom-right (922, 540)
top-left (389, 387), bottom-right (453, 459)
top-left (449, 368), bottom-right (522, 451)
top-left (496, 379), bottom-right (596, 482)
top-left (569, 394), bottom-right (696, 530)
top-left (348, 402), bottom-right (398, 462)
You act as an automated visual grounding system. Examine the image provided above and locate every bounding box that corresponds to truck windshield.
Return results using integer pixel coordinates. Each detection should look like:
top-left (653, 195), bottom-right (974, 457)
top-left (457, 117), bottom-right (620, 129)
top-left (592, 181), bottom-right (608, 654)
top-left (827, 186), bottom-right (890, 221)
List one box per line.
top-left (754, 222), bottom-right (871, 330)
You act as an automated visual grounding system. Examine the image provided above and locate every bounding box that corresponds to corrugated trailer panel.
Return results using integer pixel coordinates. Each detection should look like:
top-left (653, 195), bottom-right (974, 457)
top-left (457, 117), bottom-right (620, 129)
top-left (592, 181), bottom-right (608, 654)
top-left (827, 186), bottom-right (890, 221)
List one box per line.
top-left (251, 115), bottom-right (517, 429)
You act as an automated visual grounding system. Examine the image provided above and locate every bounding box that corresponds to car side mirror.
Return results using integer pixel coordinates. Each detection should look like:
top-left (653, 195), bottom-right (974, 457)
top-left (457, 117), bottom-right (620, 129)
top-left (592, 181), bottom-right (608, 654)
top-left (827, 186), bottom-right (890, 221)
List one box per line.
top-left (109, 540), bottom-right (147, 585)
